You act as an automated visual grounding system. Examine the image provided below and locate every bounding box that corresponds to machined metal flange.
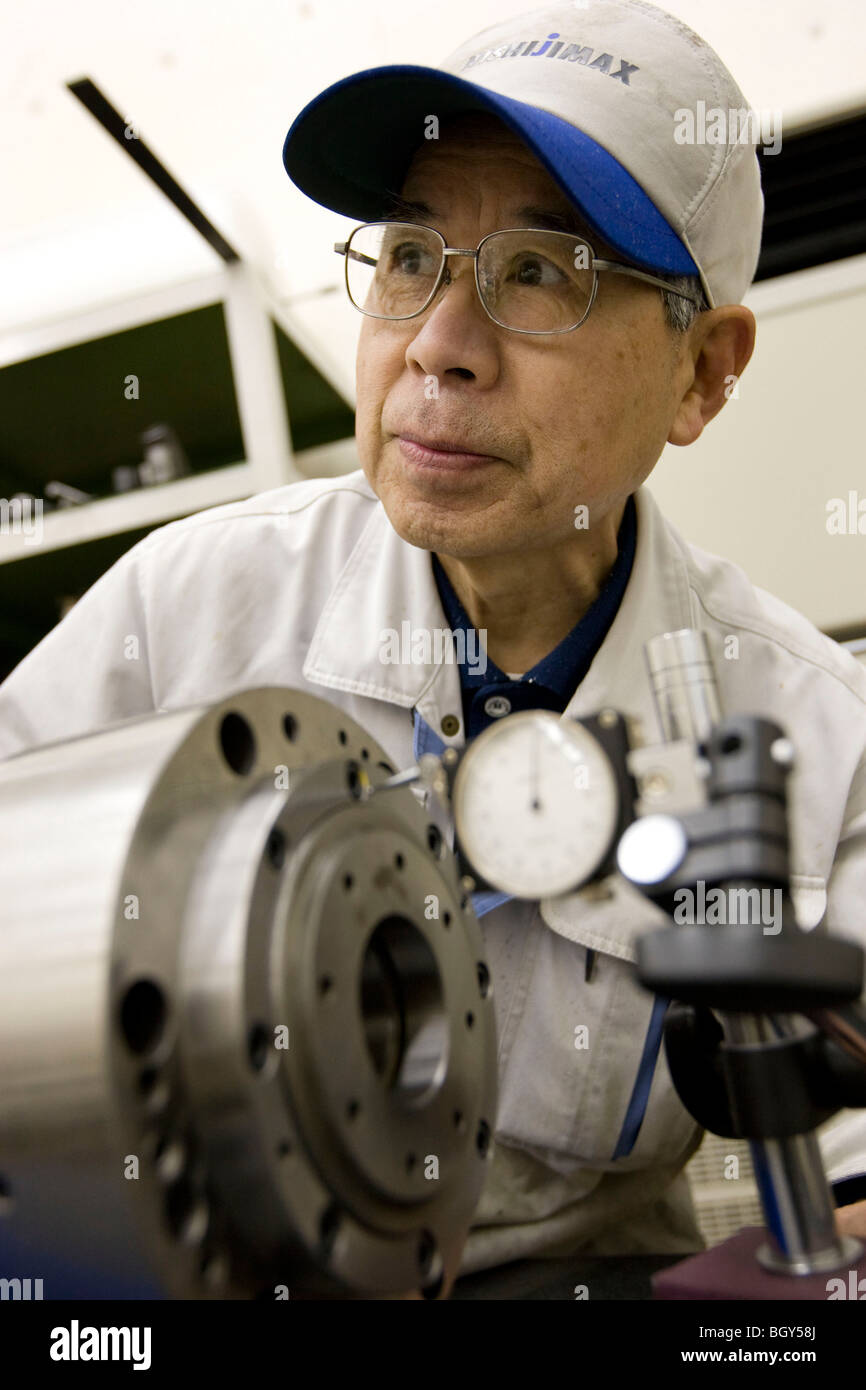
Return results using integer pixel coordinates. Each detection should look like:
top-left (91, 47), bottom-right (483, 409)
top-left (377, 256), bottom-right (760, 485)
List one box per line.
top-left (0, 688), bottom-right (497, 1298)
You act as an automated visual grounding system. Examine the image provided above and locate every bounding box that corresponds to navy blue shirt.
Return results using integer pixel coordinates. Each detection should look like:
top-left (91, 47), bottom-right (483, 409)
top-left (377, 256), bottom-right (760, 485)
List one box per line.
top-left (431, 494), bottom-right (637, 740)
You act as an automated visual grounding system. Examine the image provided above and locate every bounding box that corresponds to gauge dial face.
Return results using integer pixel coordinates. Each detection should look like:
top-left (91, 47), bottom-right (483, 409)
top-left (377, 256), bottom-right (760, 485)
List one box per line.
top-left (452, 711), bottom-right (619, 898)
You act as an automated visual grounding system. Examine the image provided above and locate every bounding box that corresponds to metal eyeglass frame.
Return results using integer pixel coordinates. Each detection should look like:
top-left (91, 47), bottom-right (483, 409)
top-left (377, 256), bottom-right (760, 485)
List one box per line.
top-left (333, 222), bottom-right (705, 335)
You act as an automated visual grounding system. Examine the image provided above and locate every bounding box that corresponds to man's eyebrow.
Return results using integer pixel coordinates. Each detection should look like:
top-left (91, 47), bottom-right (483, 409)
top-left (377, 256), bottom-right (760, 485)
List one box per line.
top-left (514, 205), bottom-right (592, 237)
top-left (378, 196), bottom-right (597, 243)
top-left (379, 195), bottom-right (435, 222)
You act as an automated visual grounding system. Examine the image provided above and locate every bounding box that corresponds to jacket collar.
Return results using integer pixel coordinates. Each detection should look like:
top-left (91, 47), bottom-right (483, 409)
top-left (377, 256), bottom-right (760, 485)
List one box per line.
top-left (303, 481), bottom-right (696, 747)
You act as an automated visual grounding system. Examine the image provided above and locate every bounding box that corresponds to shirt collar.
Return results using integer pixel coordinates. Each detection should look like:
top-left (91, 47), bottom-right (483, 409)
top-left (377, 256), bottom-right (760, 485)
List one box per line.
top-left (302, 480), bottom-right (692, 748)
top-left (431, 496), bottom-right (637, 737)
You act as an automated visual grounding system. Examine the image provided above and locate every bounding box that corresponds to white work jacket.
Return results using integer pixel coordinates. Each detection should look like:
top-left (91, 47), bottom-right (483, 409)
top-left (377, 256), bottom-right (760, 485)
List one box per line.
top-left (1, 469), bottom-right (865, 1277)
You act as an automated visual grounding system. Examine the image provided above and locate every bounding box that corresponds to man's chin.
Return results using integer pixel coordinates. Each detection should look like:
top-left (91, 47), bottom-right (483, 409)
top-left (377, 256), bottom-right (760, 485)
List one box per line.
top-left (379, 496), bottom-right (510, 559)
top-left (379, 498), bottom-right (453, 554)
top-left (362, 459), bottom-right (513, 555)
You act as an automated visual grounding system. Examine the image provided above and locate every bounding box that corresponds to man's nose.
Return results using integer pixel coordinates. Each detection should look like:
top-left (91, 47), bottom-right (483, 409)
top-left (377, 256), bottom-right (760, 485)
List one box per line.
top-left (430, 254), bottom-right (484, 317)
top-left (405, 251), bottom-right (500, 386)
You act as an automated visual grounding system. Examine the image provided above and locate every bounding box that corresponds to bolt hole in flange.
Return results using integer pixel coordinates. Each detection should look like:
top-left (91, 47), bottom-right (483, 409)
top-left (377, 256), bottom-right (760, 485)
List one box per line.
top-left (421, 1272), bottom-right (445, 1300)
top-left (219, 712), bottom-right (257, 775)
top-left (138, 1065), bottom-right (160, 1096)
top-left (476, 1119), bottom-right (491, 1158)
top-left (359, 917), bottom-right (449, 1102)
top-left (154, 1136), bottom-right (186, 1184)
top-left (247, 1022), bottom-right (270, 1073)
top-left (137, 1065), bottom-right (170, 1117)
top-left (418, 1229), bottom-right (444, 1300)
top-left (165, 1176), bottom-right (209, 1245)
top-left (199, 1253), bottom-right (229, 1291)
top-left (417, 1227), bottom-right (436, 1274)
top-left (266, 828), bottom-right (286, 870)
top-left (119, 979), bottom-right (167, 1056)
top-left (319, 1202), bottom-right (341, 1260)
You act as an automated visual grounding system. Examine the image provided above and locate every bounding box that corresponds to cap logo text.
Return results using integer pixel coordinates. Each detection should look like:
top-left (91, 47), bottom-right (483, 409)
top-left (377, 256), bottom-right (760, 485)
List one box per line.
top-left (461, 33), bottom-right (639, 85)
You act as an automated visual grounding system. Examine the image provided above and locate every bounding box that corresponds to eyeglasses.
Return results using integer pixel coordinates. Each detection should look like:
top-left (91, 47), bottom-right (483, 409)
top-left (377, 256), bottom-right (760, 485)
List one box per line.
top-left (334, 222), bottom-right (703, 335)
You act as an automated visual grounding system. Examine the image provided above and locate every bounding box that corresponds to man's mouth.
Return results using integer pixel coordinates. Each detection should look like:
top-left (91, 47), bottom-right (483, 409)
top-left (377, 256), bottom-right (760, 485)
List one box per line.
top-left (396, 433), bottom-right (500, 470)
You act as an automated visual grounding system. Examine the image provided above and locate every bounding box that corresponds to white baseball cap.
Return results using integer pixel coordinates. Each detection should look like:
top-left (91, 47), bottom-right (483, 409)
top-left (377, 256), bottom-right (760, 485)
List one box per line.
top-left (283, 0), bottom-right (765, 309)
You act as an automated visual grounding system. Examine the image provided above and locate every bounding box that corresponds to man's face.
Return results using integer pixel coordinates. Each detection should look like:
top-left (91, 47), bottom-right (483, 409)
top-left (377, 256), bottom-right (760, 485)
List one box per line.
top-left (354, 113), bottom-right (690, 559)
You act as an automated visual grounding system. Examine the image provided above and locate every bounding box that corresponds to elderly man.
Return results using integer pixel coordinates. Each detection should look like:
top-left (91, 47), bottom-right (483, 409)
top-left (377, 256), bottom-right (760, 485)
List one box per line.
top-left (1, 0), bottom-right (865, 1290)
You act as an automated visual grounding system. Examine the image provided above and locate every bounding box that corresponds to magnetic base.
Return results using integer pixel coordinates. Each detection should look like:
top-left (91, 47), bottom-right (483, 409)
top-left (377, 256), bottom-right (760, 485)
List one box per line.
top-left (653, 1227), bottom-right (866, 1300)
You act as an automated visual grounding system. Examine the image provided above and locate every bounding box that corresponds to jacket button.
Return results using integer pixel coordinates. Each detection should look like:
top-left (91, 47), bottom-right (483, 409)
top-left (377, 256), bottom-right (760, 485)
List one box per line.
top-left (440, 714), bottom-right (460, 737)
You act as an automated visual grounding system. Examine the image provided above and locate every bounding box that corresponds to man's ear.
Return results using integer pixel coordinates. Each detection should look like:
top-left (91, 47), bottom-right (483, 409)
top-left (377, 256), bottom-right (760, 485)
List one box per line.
top-left (668, 305), bottom-right (756, 447)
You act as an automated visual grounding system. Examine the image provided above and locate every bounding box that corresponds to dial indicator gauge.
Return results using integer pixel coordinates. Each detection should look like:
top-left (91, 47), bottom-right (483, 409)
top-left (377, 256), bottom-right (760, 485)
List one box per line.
top-left (452, 710), bottom-right (619, 898)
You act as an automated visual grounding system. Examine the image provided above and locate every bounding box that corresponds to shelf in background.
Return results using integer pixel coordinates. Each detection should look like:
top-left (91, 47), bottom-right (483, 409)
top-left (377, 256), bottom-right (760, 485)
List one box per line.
top-left (0, 462), bottom-right (248, 563)
top-left (0, 263), bottom-right (357, 679)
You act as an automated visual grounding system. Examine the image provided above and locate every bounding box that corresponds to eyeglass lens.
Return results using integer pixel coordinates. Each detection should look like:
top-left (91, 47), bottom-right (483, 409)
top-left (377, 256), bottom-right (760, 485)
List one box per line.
top-left (345, 223), bottom-right (594, 332)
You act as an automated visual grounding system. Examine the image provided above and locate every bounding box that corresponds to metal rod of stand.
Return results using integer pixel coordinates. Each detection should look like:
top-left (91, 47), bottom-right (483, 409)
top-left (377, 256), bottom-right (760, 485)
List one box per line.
top-left (645, 629), bottom-right (851, 1275)
top-left (721, 1010), bottom-right (848, 1273)
top-left (806, 1001), bottom-right (866, 1070)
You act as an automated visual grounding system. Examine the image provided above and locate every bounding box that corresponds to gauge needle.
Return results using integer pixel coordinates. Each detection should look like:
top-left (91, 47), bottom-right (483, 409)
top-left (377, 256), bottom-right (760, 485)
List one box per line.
top-left (531, 729), bottom-right (541, 812)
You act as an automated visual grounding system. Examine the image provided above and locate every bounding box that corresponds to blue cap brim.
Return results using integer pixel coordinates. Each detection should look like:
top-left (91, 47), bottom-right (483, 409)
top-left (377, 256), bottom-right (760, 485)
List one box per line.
top-left (282, 65), bottom-right (699, 277)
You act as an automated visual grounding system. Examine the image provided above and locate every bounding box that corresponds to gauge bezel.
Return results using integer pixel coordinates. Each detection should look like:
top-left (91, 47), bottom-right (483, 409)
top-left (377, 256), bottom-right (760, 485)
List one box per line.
top-left (451, 710), bottom-right (623, 899)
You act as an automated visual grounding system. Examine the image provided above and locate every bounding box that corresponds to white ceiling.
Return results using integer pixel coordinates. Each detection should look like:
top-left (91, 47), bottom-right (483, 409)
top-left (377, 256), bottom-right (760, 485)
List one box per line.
top-left (2, 0), bottom-right (865, 373)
